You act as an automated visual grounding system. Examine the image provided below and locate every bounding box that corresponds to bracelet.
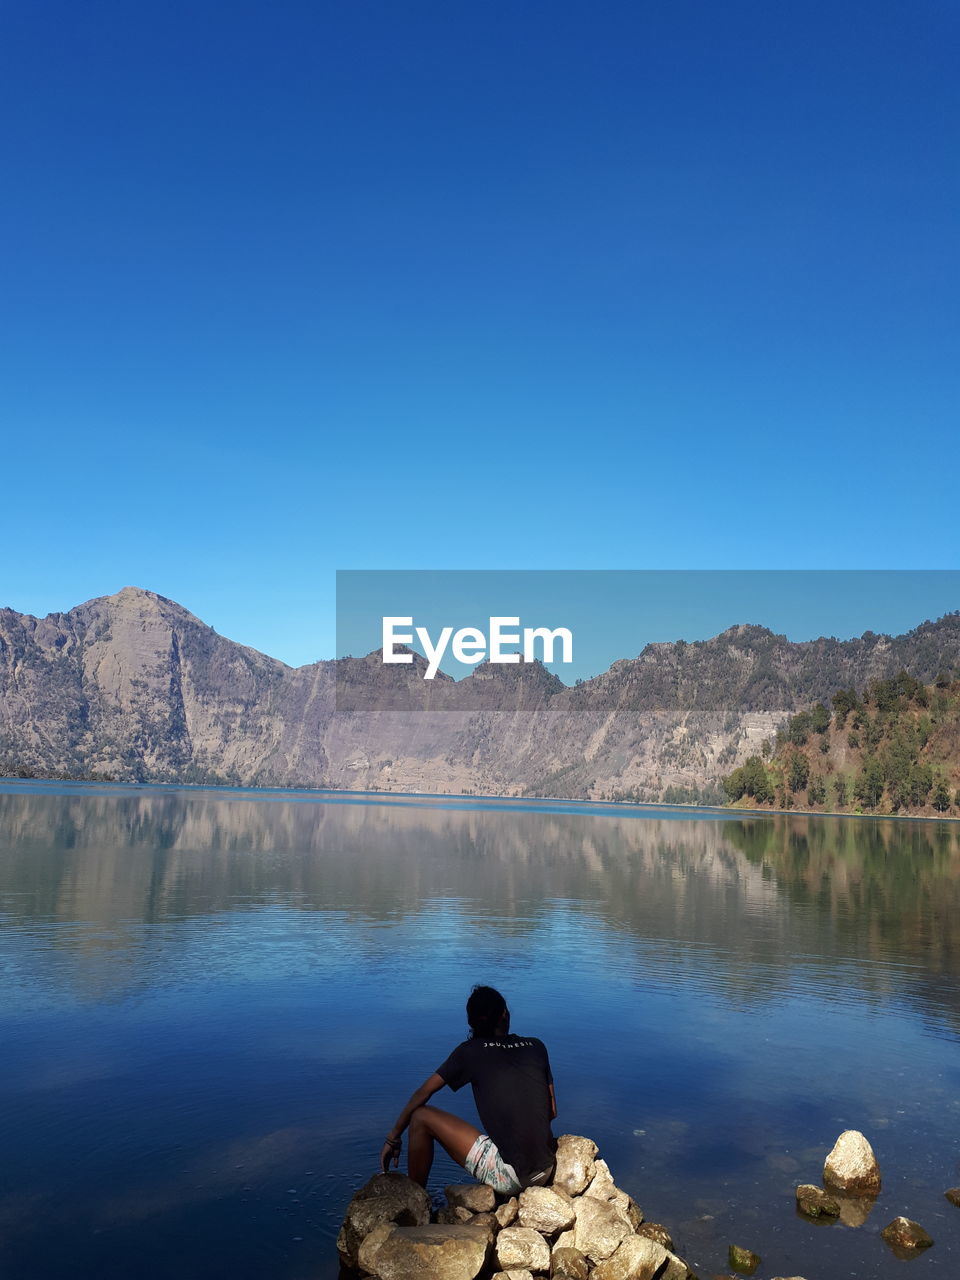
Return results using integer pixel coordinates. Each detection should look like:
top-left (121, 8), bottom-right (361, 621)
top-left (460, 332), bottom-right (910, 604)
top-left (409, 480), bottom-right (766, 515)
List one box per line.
top-left (385, 1136), bottom-right (402, 1149)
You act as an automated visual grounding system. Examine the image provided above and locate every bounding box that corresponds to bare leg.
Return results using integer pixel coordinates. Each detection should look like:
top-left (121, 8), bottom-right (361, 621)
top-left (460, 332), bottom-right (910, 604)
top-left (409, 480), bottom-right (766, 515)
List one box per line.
top-left (407, 1105), bottom-right (482, 1186)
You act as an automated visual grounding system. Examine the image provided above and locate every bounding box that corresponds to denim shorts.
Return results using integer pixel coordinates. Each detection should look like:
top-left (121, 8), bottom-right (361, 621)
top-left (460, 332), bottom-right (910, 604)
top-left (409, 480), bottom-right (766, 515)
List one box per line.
top-left (464, 1134), bottom-right (522, 1196)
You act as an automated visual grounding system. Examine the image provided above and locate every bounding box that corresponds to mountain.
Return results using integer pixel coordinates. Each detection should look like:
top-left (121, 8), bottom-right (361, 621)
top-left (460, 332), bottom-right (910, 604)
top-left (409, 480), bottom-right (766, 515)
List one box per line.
top-left (1, 587), bottom-right (959, 801)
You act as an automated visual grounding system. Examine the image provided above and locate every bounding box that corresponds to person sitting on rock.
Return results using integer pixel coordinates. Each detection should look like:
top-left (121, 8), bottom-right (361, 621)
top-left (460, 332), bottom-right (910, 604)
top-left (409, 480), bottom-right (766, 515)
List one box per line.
top-left (380, 985), bottom-right (557, 1195)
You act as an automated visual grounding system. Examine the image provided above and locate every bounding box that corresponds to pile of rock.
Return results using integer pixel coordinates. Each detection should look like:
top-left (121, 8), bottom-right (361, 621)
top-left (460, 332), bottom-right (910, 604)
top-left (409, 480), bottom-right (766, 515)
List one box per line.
top-left (337, 1134), bottom-right (695, 1280)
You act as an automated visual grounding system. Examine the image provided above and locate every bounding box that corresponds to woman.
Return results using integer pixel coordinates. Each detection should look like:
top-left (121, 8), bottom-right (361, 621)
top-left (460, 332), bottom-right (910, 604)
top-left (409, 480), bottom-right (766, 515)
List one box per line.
top-left (380, 986), bottom-right (557, 1195)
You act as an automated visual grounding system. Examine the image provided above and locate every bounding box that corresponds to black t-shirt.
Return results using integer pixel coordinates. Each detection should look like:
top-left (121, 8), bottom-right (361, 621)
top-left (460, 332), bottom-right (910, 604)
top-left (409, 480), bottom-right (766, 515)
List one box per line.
top-left (436, 1033), bottom-right (556, 1183)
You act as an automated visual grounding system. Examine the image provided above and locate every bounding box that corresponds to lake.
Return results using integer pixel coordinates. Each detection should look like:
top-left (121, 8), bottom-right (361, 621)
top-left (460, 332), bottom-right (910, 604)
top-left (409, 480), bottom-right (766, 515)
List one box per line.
top-left (2, 780), bottom-right (959, 1279)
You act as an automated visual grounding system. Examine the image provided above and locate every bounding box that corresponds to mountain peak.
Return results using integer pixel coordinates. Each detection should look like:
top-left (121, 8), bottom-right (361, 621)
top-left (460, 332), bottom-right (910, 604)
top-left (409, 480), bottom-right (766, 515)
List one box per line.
top-left (112, 586), bottom-right (168, 604)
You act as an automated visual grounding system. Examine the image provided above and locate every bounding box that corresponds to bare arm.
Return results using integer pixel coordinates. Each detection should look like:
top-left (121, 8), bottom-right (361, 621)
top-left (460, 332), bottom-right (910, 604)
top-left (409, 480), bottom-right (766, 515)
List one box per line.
top-left (380, 1072), bottom-right (446, 1171)
top-left (549, 1082), bottom-right (557, 1121)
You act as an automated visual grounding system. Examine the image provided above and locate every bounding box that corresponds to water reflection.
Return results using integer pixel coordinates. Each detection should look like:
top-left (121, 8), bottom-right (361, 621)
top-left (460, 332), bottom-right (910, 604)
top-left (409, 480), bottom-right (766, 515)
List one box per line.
top-left (2, 783), bottom-right (960, 1280)
top-left (3, 788), bottom-right (960, 1021)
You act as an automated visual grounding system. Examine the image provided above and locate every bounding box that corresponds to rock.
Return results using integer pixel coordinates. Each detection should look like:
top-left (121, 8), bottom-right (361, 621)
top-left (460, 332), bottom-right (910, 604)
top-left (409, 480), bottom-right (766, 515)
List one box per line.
top-left (822, 1130), bottom-right (881, 1194)
top-left (470, 1211), bottom-right (498, 1236)
top-left (572, 1196), bottom-right (632, 1263)
top-left (727, 1243), bottom-right (761, 1275)
top-left (496, 1197), bottom-right (519, 1227)
top-left (446, 1182), bottom-right (497, 1213)
top-left (583, 1159), bottom-right (618, 1201)
top-left (591, 1235), bottom-right (671, 1280)
top-left (437, 1205), bottom-right (476, 1225)
top-left (518, 1186), bottom-right (576, 1234)
top-left (491, 1272), bottom-right (534, 1280)
top-left (582, 1159), bottom-right (643, 1228)
top-left (553, 1135), bottom-right (599, 1196)
top-left (357, 1222), bottom-right (396, 1274)
top-left (496, 1226), bottom-right (551, 1272)
top-left (795, 1184), bottom-right (840, 1218)
top-left (618, 1195), bottom-right (644, 1231)
top-left (550, 1245), bottom-right (590, 1280)
top-left (636, 1222), bottom-right (673, 1249)
top-left (655, 1251), bottom-right (692, 1280)
top-left (880, 1216), bottom-right (934, 1251)
top-left (554, 1229), bottom-right (575, 1250)
top-left (945, 1187), bottom-right (960, 1208)
top-left (365, 1224), bottom-right (491, 1280)
top-left (336, 1172), bottom-right (432, 1268)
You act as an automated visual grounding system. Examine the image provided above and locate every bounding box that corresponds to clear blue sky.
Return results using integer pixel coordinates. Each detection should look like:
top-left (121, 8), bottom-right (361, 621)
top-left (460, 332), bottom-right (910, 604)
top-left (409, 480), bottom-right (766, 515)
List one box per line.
top-left (3, 1), bottom-right (957, 666)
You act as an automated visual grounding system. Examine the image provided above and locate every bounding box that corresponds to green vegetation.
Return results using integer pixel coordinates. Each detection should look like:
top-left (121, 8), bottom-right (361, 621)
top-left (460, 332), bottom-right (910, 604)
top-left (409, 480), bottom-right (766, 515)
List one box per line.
top-left (722, 670), bottom-right (960, 817)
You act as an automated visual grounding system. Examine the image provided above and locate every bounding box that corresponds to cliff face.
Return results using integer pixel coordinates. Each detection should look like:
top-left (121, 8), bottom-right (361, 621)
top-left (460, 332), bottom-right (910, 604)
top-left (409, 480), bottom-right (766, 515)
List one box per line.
top-left (2, 587), bottom-right (959, 800)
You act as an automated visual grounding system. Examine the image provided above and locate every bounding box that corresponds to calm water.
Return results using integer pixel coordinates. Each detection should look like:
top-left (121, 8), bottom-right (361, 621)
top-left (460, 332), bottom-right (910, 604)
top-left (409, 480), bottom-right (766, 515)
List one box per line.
top-left (2, 782), bottom-right (960, 1280)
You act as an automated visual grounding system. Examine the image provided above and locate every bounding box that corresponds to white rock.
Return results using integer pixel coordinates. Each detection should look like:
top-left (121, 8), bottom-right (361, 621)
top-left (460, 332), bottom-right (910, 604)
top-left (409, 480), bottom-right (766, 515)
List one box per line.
top-left (495, 1197), bottom-right (518, 1227)
top-left (518, 1185), bottom-right (575, 1234)
top-left (823, 1130), bottom-right (881, 1193)
top-left (553, 1134), bottom-right (599, 1196)
top-left (572, 1196), bottom-right (632, 1263)
top-left (495, 1226), bottom-right (551, 1272)
top-left (591, 1235), bottom-right (668, 1280)
top-left (446, 1182), bottom-right (497, 1213)
top-left (367, 1224), bottom-right (491, 1280)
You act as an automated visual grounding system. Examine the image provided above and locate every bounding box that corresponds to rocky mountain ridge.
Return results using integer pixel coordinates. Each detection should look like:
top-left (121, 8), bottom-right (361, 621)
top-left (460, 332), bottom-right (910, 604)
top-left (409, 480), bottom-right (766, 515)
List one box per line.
top-left (2, 587), bottom-right (959, 800)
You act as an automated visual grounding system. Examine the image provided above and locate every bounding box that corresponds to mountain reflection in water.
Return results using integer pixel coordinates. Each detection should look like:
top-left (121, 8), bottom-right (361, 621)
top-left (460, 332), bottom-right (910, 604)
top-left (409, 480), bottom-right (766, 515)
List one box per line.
top-left (2, 782), bottom-right (959, 1280)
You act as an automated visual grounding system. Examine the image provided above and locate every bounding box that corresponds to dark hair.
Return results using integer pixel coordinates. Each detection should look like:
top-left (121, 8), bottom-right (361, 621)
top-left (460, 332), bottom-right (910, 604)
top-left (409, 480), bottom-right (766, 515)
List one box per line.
top-left (467, 985), bottom-right (508, 1038)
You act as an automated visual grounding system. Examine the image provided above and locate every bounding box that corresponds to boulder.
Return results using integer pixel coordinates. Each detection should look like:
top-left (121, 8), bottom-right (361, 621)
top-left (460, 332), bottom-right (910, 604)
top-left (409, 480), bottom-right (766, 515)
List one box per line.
top-left (437, 1205), bottom-right (475, 1225)
top-left (591, 1235), bottom-right (670, 1280)
top-left (357, 1222), bottom-right (396, 1274)
top-left (518, 1186), bottom-right (576, 1235)
top-left (491, 1272), bottom-right (534, 1280)
top-left (553, 1135), bottom-right (599, 1196)
top-left (636, 1222), bottom-right (673, 1249)
top-left (880, 1217), bottom-right (934, 1251)
top-left (945, 1187), bottom-right (960, 1208)
top-left (582, 1159), bottom-right (643, 1228)
top-left (727, 1243), bottom-right (761, 1275)
top-left (550, 1245), bottom-right (590, 1280)
top-left (654, 1250), bottom-right (691, 1280)
top-left (496, 1226), bottom-right (551, 1272)
top-left (822, 1130), bottom-right (881, 1194)
top-left (336, 1172), bottom-right (432, 1269)
top-left (470, 1211), bottom-right (499, 1237)
top-left (364, 1223), bottom-right (491, 1280)
top-left (795, 1184), bottom-right (840, 1218)
top-left (496, 1197), bottom-right (519, 1227)
top-left (572, 1196), bottom-right (632, 1263)
top-left (446, 1183), bottom-right (497, 1213)
top-left (583, 1159), bottom-right (618, 1201)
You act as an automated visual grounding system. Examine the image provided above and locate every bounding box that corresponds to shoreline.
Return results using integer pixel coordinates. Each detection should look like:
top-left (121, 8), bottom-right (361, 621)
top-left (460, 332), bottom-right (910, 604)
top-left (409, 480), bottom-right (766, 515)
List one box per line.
top-left (1, 773), bottom-right (957, 824)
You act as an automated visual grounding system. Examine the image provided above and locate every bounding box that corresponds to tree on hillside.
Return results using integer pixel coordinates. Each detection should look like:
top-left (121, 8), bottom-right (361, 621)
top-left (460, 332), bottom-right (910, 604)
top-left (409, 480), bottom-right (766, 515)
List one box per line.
top-left (788, 710), bottom-right (812, 746)
top-left (808, 775), bottom-right (826, 805)
top-left (789, 752), bottom-right (810, 793)
top-left (811, 703), bottom-right (831, 734)
top-left (854, 758), bottom-right (885, 809)
top-left (833, 776), bottom-right (848, 807)
top-left (832, 688), bottom-right (859, 728)
top-left (933, 779), bottom-right (952, 812)
top-left (908, 762), bottom-right (933, 807)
